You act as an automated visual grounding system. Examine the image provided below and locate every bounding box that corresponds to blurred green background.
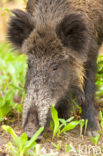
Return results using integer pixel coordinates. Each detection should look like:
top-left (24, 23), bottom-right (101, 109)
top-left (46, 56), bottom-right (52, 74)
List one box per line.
top-left (0, 0), bottom-right (27, 121)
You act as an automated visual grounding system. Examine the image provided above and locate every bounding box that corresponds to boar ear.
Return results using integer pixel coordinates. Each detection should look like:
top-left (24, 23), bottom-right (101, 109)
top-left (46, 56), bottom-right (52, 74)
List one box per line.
top-left (56, 14), bottom-right (90, 58)
top-left (8, 9), bottom-right (34, 48)
top-left (26, 0), bottom-right (38, 14)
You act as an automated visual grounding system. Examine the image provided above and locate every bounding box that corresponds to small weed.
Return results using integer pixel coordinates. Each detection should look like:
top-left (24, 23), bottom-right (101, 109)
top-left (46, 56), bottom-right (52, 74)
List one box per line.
top-left (2, 125), bottom-right (44, 156)
top-left (96, 55), bottom-right (103, 99)
top-left (50, 105), bottom-right (85, 137)
top-left (65, 144), bottom-right (72, 153)
top-left (80, 119), bottom-right (88, 136)
top-left (91, 134), bottom-right (100, 146)
top-left (51, 141), bottom-right (61, 151)
top-left (99, 111), bottom-right (103, 129)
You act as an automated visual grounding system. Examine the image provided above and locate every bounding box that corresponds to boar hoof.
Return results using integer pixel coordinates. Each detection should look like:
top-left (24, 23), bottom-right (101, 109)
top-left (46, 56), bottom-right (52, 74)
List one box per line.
top-left (86, 119), bottom-right (100, 137)
top-left (87, 130), bottom-right (99, 137)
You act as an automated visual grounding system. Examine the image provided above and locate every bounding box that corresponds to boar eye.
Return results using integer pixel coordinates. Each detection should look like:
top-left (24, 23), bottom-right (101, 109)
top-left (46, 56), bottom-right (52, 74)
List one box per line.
top-left (53, 65), bottom-right (58, 71)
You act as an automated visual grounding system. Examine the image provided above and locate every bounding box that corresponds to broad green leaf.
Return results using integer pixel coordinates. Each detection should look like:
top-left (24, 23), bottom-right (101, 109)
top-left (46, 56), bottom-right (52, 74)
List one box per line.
top-left (59, 117), bottom-right (74, 129)
top-left (7, 142), bottom-right (18, 156)
top-left (59, 121), bottom-right (80, 135)
top-left (51, 105), bottom-right (59, 137)
top-left (65, 144), bottom-right (72, 153)
top-left (91, 134), bottom-right (100, 146)
top-left (18, 133), bottom-right (28, 153)
top-left (2, 125), bottom-right (20, 146)
top-left (24, 127), bottom-right (44, 151)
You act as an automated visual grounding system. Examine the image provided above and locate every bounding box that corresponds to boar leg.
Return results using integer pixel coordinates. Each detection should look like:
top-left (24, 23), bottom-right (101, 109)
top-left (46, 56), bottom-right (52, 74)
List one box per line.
top-left (81, 53), bottom-right (99, 137)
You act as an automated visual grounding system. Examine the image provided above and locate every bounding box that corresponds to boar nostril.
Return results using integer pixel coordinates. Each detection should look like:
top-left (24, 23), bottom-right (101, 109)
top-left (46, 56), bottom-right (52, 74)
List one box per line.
top-left (35, 89), bottom-right (39, 93)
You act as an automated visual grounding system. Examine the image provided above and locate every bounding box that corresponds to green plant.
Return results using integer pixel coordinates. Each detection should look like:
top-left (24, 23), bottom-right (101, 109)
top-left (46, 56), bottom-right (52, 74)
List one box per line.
top-left (50, 105), bottom-right (84, 137)
top-left (65, 144), bottom-right (72, 153)
top-left (80, 119), bottom-right (88, 136)
top-left (99, 111), bottom-right (103, 129)
top-left (0, 7), bottom-right (10, 16)
top-left (79, 119), bottom-right (85, 136)
top-left (91, 134), bottom-right (100, 146)
top-left (2, 125), bottom-right (44, 156)
top-left (96, 55), bottom-right (103, 99)
top-left (51, 142), bottom-right (61, 151)
top-left (0, 43), bottom-right (27, 121)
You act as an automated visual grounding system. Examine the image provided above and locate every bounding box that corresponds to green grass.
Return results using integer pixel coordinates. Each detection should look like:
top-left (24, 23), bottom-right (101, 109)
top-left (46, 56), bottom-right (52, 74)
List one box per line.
top-left (0, 42), bottom-right (27, 121)
top-left (50, 105), bottom-right (85, 137)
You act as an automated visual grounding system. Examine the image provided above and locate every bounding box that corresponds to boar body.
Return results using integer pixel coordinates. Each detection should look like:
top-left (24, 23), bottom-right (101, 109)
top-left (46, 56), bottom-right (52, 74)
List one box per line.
top-left (8, 0), bottom-right (103, 138)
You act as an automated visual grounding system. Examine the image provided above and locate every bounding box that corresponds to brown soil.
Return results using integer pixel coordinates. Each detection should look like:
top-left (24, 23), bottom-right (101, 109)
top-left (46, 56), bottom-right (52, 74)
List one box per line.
top-left (0, 115), bottom-right (103, 156)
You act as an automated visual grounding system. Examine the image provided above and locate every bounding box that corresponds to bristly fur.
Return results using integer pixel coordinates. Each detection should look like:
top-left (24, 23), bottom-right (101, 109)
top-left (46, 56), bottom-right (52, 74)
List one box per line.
top-left (56, 14), bottom-right (90, 57)
top-left (8, 9), bottom-right (34, 48)
top-left (7, 0), bottom-right (103, 138)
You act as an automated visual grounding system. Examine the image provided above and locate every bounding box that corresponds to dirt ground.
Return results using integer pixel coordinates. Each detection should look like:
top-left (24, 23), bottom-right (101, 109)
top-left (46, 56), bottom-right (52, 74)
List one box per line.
top-left (0, 113), bottom-right (103, 156)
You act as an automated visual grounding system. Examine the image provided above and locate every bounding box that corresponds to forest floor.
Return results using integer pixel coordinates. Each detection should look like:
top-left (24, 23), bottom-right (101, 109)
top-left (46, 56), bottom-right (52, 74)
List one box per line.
top-left (0, 104), bottom-right (103, 156)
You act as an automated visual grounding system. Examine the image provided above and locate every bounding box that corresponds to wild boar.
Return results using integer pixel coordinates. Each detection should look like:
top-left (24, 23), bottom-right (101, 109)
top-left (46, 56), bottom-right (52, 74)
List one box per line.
top-left (8, 0), bottom-right (103, 138)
